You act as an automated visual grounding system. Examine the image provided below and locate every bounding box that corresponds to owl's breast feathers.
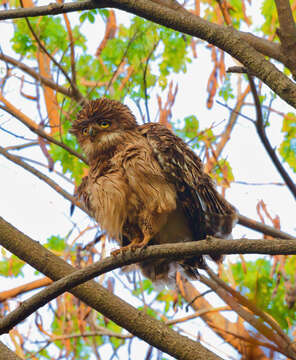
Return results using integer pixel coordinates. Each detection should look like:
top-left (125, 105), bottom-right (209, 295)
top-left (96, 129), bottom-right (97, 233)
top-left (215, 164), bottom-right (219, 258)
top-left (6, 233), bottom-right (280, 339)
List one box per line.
top-left (78, 129), bottom-right (178, 242)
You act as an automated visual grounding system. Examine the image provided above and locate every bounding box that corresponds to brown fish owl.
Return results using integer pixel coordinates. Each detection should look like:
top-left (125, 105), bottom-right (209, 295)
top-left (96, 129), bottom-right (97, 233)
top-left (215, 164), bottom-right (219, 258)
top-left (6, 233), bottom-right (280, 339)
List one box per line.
top-left (71, 98), bottom-right (237, 285)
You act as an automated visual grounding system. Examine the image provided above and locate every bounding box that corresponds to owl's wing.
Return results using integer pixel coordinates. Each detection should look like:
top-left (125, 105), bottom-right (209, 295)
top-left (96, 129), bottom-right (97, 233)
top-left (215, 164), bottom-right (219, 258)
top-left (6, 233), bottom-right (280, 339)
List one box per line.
top-left (77, 176), bottom-right (93, 215)
top-left (140, 123), bottom-right (237, 243)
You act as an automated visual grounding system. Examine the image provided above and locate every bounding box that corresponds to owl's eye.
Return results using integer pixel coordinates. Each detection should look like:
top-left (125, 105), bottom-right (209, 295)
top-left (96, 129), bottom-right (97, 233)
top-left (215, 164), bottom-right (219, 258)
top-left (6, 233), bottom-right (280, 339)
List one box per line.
top-left (100, 121), bottom-right (110, 129)
top-left (82, 128), bottom-right (88, 136)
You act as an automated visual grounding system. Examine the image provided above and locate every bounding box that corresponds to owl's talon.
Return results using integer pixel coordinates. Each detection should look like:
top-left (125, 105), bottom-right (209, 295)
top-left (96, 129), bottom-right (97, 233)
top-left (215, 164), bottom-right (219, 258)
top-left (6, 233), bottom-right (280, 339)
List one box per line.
top-left (111, 248), bottom-right (122, 256)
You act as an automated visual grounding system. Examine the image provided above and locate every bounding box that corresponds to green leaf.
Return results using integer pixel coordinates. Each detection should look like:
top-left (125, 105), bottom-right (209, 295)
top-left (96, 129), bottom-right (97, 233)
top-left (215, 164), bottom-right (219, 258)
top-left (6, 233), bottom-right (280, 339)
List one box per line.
top-left (0, 255), bottom-right (25, 277)
top-left (45, 235), bottom-right (66, 252)
top-left (229, 258), bottom-right (296, 331)
top-left (219, 76), bottom-right (234, 102)
top-left (279, 112), bottom-right (296, 172)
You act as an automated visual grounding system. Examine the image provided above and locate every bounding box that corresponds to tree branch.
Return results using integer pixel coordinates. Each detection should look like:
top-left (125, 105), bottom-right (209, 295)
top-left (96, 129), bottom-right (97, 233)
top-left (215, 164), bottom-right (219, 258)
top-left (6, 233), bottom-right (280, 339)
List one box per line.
top-left (205, 267), bottom-right (293, 354)
top-left (1, 135), bottom-right (293, 242)
top-left (177, 278), bottom-right (269, 359)
top-left (0, 342), bottom-right (23, 360)
top-left (0, 146), bottom-right (89, 214)
top-left (247, 74), bottom-right (296, 199)
top-left (2, 235), bottom-right (296, 335)
top-left (274, 0), bottom-right (296, 78)
top-left (0, 53), bottom-right (76, 99)
top-left (0, 216), bottom-right (221, 360)
top-left (1, 0), bottom-right (296, 108)
top-left (237, 214), bottom-right (294, 239)
top-left (19, 0), bottom-right (74, 88)
top-left (200, 275), bottom-right (295, 359)
top-left (0, 96), bottom-right (88, 164)
top-left (0, 277), bottom-right (52, 302)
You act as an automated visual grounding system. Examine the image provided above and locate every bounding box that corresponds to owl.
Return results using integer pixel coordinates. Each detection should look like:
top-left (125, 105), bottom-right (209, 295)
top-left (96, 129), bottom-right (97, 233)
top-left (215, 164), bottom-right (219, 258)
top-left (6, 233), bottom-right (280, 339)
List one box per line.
top-left (70, 98), bottom-right (237, 285)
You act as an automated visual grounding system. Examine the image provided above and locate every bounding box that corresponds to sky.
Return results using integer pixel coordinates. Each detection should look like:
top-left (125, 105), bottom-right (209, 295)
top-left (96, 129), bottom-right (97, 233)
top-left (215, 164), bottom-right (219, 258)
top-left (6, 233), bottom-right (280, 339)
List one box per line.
top-left (0, 1), bottom-right (295, 359)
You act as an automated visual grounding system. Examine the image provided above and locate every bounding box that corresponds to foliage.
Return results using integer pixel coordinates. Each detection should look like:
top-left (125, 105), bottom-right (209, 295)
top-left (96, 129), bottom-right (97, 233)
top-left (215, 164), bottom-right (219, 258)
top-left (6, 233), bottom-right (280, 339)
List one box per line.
top-left (229, 258), bottom-right (296, 331)
top-left (279, 112), bottom-right (296, 172)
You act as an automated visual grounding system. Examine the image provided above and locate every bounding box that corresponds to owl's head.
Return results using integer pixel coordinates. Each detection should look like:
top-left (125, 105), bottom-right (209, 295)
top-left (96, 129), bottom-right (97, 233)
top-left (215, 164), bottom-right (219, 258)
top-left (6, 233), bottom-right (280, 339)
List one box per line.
top-left (70, 98), bottom-right (138, 159)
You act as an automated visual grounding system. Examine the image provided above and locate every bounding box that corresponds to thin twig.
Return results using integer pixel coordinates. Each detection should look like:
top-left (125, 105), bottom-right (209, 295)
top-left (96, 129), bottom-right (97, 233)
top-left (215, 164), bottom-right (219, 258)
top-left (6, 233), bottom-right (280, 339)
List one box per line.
top-left (18, 155), bottom-right (74, 185)
top-left (216, 100), bottom-right (255, 124)
top-left (1, 103), bottom-right (88, 164)
top-left (0, 146), bottom-right (89, 215)
top-left (206, 267), bottom-right (292, 348)
top-left (143, 40), bottom-right (160, 123)
top-left (19, 0), bottom-right (79, 96)
top-left (104, 31), bottom-right (138, 96)
top-left (247, 74), bottom-right (296, 199)
top-left (235, 180), bottom-right (285, 186)
top-left (5, 141), bottom-right (38, 151)
top-left (200, 272), bottom-right (296, 359)
top-left (0, 52), bottom-right (75, 99)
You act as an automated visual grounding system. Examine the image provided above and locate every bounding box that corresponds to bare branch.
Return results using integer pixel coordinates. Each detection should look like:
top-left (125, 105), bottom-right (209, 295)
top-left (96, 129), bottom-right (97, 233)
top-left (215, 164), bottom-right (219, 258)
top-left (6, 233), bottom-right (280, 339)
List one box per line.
top-left (0, 53), bottom-right (75, 99)
top-left (247, 74), bottom-right (296, 199)
top-left (0, 146), bottom-right (89, 214)
top-left (200, 272), bottom-right (296, 359)
top-left (0, 278), bottom-right (52, 302)
top-left (237, 214), bottom-right (294, 240)
top-left (206, 267), bottom-right (292, 350)
top-left (48, 329), bottom-right (133, 341)
top-left (4, 141), bottom-right (38, 151)
top-left (0, 98), bottom-right (87, 164)
top-left (178, 278), bottom-right (268, 359)
top-left (143, 40), bottom-right (160, 123)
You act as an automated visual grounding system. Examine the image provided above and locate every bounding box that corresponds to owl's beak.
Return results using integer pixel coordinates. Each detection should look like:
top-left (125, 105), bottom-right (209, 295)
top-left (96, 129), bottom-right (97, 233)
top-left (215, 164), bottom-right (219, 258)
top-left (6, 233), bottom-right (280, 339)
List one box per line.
top-left (89, 126), bottom-right (96, 138)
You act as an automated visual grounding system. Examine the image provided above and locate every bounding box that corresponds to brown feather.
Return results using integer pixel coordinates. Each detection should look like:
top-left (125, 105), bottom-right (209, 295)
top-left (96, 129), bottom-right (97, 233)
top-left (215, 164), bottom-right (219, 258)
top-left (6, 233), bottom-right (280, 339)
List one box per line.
top-left (72, 98), bottom-right (238, 285)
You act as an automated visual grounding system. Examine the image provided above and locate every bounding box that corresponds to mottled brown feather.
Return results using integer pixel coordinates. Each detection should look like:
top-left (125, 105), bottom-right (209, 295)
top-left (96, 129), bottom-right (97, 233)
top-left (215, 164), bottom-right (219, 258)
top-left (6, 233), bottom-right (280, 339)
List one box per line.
top-left (71, 98), bottom-right (237, 285)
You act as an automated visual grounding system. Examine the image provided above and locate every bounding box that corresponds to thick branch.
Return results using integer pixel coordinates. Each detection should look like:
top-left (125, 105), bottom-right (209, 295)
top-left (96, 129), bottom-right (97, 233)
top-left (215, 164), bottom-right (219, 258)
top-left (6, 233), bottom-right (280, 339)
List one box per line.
top-left (274, 0), bottom-right (296, 78)
top-left (1, 0), bottom-right (296, 108)
top-left (0, 216), bottom-right (221, 360)
top-left (247, 75), bottom-right (296, 199)
top-left (239, 32), bottom-right (284, 64)
top-left (0, 342), bottom-right (23, 360)
top-left (2, 235), bottom-right (296, 334)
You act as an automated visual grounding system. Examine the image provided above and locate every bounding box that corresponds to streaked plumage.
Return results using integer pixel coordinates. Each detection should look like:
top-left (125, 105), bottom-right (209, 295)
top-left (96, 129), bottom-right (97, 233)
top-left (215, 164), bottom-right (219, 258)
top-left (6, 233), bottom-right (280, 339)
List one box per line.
top-left (71, 98), bottom-right (237, 285)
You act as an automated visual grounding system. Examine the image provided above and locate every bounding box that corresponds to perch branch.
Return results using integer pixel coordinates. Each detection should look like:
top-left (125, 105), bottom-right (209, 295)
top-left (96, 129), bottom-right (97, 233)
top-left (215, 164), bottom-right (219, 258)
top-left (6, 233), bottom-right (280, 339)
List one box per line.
top-left (2, 236), bottom-right (296, 335)
top-left (0, 216), bottom-right (221, 360)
